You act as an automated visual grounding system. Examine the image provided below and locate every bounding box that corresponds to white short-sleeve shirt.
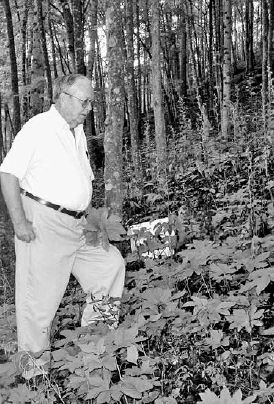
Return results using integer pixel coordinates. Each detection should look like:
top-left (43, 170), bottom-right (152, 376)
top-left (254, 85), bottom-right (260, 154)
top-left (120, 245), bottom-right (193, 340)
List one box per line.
top-left (0, 105), bottom-right (94, 211)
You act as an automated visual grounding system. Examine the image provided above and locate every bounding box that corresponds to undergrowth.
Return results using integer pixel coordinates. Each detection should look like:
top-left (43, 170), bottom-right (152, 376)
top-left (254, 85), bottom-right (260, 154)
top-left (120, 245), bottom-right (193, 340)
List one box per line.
top-left (1, 91), bottom-right (274, 403)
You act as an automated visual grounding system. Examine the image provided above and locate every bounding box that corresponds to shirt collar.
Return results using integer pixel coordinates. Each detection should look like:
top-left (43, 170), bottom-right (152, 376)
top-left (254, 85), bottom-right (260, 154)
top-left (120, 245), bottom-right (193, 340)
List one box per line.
top-left (49, 104), bottom-right (83, 134)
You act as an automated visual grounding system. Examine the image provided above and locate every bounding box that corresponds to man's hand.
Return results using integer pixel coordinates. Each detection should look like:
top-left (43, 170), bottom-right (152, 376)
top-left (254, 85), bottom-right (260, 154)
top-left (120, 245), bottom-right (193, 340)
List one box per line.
top-left (0, 173), bottom-right (35, 243)
top-left (14, 219), bottom-right (36, 243)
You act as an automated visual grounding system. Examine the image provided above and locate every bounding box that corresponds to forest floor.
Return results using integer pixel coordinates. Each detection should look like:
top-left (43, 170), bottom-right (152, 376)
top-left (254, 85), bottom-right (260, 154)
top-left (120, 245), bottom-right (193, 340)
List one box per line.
top-left (1, 150), bottom-right (274, 403)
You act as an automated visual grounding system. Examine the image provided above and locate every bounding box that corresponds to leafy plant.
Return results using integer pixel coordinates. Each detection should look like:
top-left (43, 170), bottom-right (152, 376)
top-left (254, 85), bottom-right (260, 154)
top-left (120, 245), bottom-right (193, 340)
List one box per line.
top-left (84, 207), bottom-right (126, 251)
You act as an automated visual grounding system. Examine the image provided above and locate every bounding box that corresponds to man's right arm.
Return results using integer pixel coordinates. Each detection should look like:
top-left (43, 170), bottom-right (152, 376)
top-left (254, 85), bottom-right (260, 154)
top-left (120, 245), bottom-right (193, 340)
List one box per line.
top-left (0, 172), bottom-right (35, 242)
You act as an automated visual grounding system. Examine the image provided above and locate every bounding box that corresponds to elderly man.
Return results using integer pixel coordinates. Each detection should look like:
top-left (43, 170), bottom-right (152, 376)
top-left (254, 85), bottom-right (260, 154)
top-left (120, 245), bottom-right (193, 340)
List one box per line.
top-left (0, 74), bottom-right (125, 379)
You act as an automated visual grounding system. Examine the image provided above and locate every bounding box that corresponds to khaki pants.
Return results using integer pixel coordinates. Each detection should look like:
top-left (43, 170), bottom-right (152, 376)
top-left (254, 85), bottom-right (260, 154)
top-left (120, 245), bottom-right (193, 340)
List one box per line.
top-left (15, 195), bottom-right (125, 377)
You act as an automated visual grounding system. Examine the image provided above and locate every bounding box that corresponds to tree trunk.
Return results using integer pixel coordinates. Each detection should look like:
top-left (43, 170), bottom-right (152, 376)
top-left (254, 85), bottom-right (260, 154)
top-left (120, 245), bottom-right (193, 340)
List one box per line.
top-left (245, 0), bottom-right (254, 72)
top-left (214, 0), bottom-right (223, 107)
top-left (85, 0), bottom-right (98, 169)
top-left (3, 0), bottom-right (21, 135)
top-left (71, 0), bottom-right (85, 74)
top-left (48, 0), bottom-right (58, 79)
top-left (36, 0), bottom-right (52, 105)
top-left (87, 0), bottom-right (98, 80)
top-left (221, 0), bottom-right (232, 139)
top-left (21, 0), bottom-right (30, 123)
top-left (0, 93), bottom-right (3, 162)
top-left (262, 0), bottom-right (269, 135)
top-left (150, 0), bottom-right (167, 187)
top-left (179, 7), bottom-right (187, 98)
top-left (60, 0), bottom-right (76, 72)
top-left (104, 0), bottom-right (125, 216)
top-left (125, 0), bottom-right (142, 187)
top-left (30, 1), bottom-right (45, 116)
top-left (135, 0), bottom-right (142, 116)
top-left (268, 0), bottom-right (274, 76)
top-left (95, 38), bottom-right (106, 134)
top-left (208, 0), bottom-right (214, 111)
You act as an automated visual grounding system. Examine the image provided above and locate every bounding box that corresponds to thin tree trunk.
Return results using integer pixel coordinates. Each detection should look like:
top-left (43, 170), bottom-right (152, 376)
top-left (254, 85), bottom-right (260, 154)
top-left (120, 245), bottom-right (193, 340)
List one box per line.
top-left (268, 0), bottom-right (274, 76)
top-left (21, 0), bottom-right (30, 122)
top-left (135, 0), bottom-right (142, 117)
top-left (104, 0), bottom-right (125, 216)
top-left (36, 0), bottom-right (52, 105)
top-left (179, 8), bottom-right (187, 98)
top-left (3, 0), bottom-right (21, 134)
top-left (245, 0), bottom-right (254, 72)
top-left (71, 0), bottom-right (85, 74)
top-left (125, 0), bottom-right (142, 187)
top-left (208, 0), bottom-right (214, 111)
top-left (30, 1), bottom-right (45, 116)
top-left (0, 93), bottom-right (3, 162)
top-left (53, 24), bottom-right (66, 74)
top-left (150, 0), bottom-right (167, 187)
top-left (87, 0), bottom-right (98, 80)
top-left (214, 0), bottom-right (223, 108)
top-left (221, 0), bottom-right (232, 139)
top-left (95, 38), bottom-right (106, 134)
top-left (48, 0), bottom-right (58, 79)
top-left (262, 0), bottom-right (269, 136)
top-left (85, 0), bottom-right (98, 169)
top-left (60, 0), bottom-right (76, 72)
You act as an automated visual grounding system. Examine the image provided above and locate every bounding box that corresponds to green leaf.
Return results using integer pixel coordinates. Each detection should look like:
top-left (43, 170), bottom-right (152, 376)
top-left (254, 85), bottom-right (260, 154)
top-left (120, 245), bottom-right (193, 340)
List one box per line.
top-left (106, 214), bottom-right (126, 241)
top-left (227, 309), bottom-right (250, 332)
top-left (122, 376), bottom-right (154, 393)
top-left (113, 325), bottom-right (139, 348)
top-left (88, 375), bottom-right (105, 387)
top-left (141, 287), bottom-right (171, 305)
top-left (121, 382), bottom-right (142, 399)
top-left (110, 385), bottom-right (123, 401)
top-left (197, 389), bottom-right (219, 404)
top-left (97, 391), bottom-right (111, 404)
top-left (126, 345), bottom-right (139, 364)
top-left (155, 398), bottom-right (177, 404)
top-left (260, 326), bottom-right (274, 335)
top-left (52, 348), bottom-right (68, 362)
top-left (86, 387), bottom-right (106, 400)
top-left (102, 355), bottom-right (117, 371)
top-left (197, 386), bottom-right (257, 404)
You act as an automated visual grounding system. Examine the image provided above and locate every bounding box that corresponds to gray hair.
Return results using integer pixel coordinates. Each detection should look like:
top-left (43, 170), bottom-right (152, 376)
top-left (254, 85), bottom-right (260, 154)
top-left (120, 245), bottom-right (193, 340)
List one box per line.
top-left (53, 74), bottom-right (91, 102)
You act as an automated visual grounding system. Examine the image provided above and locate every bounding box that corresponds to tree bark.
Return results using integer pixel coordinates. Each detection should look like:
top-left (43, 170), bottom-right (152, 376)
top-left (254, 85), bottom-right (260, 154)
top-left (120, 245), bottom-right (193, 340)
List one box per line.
top-left (262, 0), bottom-right (269, 135)
top-left (135, 0), bottom-right (142, 116)
top-left (71, 0), bottom-right (85, 74)
top-left (221, 0), bottom-right (232, 139)
top-left (0, 93), bottom-right (3, 161)
top-left (245, 0), bottom-right (254, 72)
top-left (104, 0), bottom-right (125, 216)
top-left (30, 1), bottom-right (45, 116)
top-left (48, 0), bottom-right (58, 79)
top-left (268, 0), bottom-right (274, 76)
top-left (2, 0), bottom-right (21, 135)
top-left (85, 0), bottom-right (98, 169)
top-left (87, 0), bottom-right (98, 80)
top-left (60, 0), bottom-right (76, 72)
top-left (179, 7), bottom-right (187, 98)
top-left (36, 0), bottom-right (52, 105)
top-left (150, 0), bottom-right (167, 187)
top-left (125, 0), bottom-right (142, 187)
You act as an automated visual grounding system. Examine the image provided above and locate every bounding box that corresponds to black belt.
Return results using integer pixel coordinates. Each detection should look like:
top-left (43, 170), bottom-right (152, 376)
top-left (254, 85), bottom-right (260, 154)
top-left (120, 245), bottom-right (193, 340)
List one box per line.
top-left (20, 189), bottom-right (86, 219)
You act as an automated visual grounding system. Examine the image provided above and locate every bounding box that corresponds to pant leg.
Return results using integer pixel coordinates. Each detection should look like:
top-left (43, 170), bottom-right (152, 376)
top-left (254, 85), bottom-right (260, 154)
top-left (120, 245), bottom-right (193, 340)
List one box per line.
top-left (15, 196), bottom-right (81, 363)
top-left (72, 242), bottom-right (125, 327)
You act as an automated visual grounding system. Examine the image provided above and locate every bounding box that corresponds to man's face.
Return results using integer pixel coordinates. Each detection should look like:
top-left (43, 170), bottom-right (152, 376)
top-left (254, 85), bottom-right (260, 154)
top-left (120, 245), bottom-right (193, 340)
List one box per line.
top-left (63, 78), bottom-right (93, 128)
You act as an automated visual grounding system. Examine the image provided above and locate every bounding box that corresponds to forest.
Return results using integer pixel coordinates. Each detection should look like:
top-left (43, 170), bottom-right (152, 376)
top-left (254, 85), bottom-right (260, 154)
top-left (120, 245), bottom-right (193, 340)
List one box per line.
top-left (1, 0), bottom-right (274, 403)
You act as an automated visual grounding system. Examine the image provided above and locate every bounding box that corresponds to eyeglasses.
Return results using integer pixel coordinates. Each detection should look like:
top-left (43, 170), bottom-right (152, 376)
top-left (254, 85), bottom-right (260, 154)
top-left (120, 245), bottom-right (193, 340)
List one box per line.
top-left (63, 91), bottom-right (93, 109)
